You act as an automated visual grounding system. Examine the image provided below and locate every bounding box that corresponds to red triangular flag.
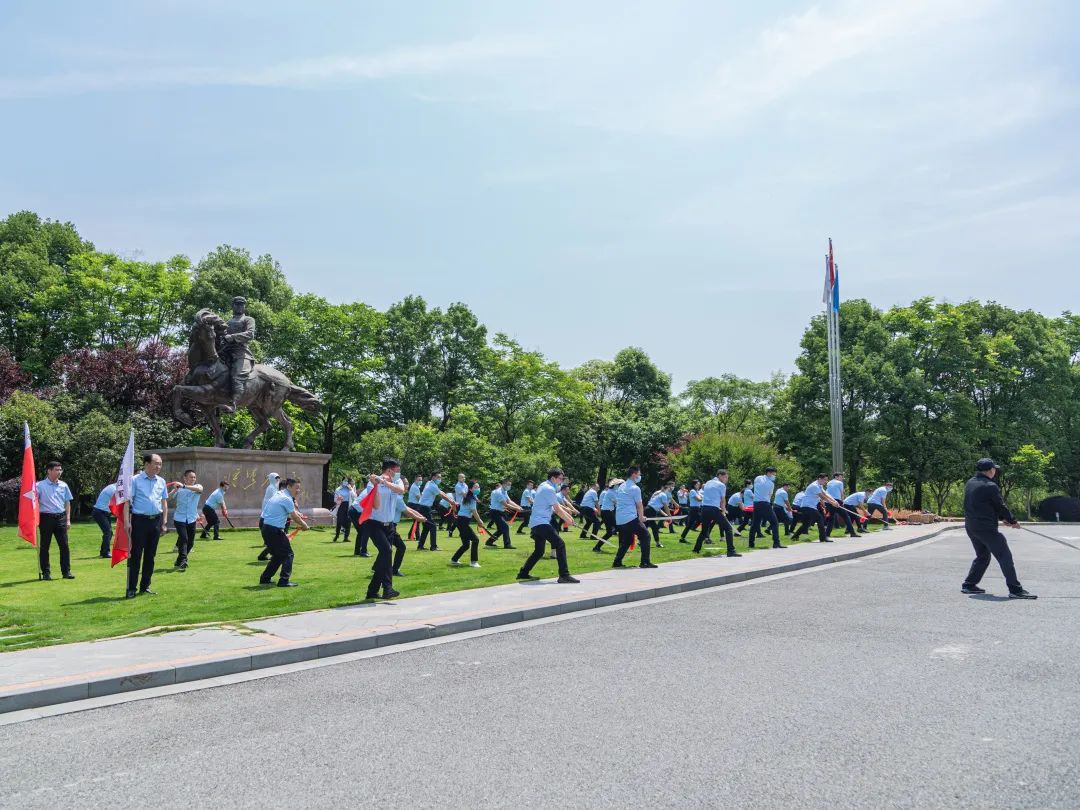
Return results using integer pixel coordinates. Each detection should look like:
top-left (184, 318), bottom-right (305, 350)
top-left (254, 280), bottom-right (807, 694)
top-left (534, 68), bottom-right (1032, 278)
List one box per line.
top-left (17, 422), bottom-right (38, 546)
top-left (109, 430), bottom-right (136, 567)
top-left (409, 519), bottom-right (418, 540)
top-left (359, 485), bottom-right (376, 523)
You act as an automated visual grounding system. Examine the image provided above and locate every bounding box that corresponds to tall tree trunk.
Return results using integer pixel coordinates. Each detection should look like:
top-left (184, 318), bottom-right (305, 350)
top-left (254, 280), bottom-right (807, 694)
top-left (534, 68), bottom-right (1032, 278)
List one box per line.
top-left (913, 478), bottom-right (924, 511)
top-left (598, 462), bottom-right (609, 490)
top-left (320, 407), bottom-right (334, 508)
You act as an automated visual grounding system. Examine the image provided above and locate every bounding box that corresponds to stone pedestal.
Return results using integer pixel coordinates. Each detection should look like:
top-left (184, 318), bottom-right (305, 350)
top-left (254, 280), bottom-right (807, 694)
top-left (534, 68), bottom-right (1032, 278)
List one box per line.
top-left (148, 447), bottom-right (332, 528)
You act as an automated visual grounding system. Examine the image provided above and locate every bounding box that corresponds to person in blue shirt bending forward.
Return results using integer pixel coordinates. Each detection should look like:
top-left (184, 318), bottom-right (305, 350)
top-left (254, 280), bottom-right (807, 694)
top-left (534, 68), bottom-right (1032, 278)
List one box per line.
top-left (92, 481), bottom-right (117, 558)
top-left (259, 477), bottom-right (309, 588)
top-left (169, 469), bottom-right (204, 570)
top-left (747, 467), bottom-right (785, 549)
top-left (613, 466), bottom-right (657, 570)
top-left (516, 468), bottom-right (580, 584)
top-left (484, 476), bottom-right (521, 550)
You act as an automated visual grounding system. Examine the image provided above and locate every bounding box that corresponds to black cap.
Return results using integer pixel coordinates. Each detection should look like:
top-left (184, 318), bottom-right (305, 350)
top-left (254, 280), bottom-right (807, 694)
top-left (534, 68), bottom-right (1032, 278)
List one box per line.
top-left (975, 458), bottom-right (1000, 472)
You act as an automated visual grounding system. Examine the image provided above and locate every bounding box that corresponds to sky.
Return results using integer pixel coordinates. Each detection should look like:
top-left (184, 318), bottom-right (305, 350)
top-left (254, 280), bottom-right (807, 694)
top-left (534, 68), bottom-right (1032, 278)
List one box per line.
top-left (1, 0), bottom-right (1077, 392)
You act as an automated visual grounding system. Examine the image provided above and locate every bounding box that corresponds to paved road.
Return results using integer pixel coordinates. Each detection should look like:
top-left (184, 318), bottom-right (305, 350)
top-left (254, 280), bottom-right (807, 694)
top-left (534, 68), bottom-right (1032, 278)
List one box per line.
top-left (2, 526), bottom-right (1078, 809)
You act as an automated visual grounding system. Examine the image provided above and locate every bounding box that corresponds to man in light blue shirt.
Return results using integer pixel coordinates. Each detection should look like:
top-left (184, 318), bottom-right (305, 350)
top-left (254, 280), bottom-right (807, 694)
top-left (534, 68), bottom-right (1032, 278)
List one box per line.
top-left (613, 466), bottom-right (656, 569)
top-left (36, 461), bottom-right (74, 580)
top-left (843, 489), bottom-right (871, 534)
top-left (825, 472), bottom-right (859, 537)
top-left (592, 479), bottom-right (620, 550)
top-left (363, 459), bottom-right (410, 600)
top-left (679, 479), bottom-right (704, 543)
top-left (200, 481), bottom-right (229, 541)
top-left (791, 474), bottom-right (842, 543)
top-left (92, 481), bottom-right (117, 558)
top-left (772, 483), bottom-right (794, 536)
top-left (332, 477), bottom-right (355, 542)
top-left (255, 473), bottom-right (280, 560)
top-left (517, 468), bottom-right (579, 583)
top-left (407, 475), bottom-right (423, 508)
top-left (485, 477), bottom-right (521, 550)
top-left (170, 468), bottom-right (204, 569)
top-left (867, 483), bottom-right (893, 529)
top-left (259, 477), bottom-right (309, 588)
top-left (748, 467), bottom-right (784, 549)
top-left (695, 469), bottom-right (739, 555)
top-left (516, 480), bottom-right (536, 536)
top-left (644, 483), bottom-right (674, 548)
top-left (416, 472), bottom-right (455, 551)
top-left (449, 474), bottom-right (469, 537)
top-left (124, 453), bottom-right (168, 598)
top-left (577, 482), bottom-right (603, 541)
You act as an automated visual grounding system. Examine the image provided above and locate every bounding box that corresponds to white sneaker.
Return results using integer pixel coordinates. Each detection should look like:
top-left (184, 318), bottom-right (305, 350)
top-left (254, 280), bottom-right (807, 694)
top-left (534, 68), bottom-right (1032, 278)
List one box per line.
top-left (449, 560), bottom-right (462, 566)
top-left (469, 561), bottom-right (481, 568)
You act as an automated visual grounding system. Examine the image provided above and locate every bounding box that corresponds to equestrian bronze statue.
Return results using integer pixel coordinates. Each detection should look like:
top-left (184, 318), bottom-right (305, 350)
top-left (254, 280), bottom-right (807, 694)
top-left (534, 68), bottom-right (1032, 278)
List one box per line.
top-left (171, 296), bottom-right (320, 451)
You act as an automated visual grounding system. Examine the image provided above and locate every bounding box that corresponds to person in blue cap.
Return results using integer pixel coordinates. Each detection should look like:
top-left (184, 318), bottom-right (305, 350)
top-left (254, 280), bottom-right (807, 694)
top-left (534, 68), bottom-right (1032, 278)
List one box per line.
top-left (962, 458), bottom-right (1035, 599)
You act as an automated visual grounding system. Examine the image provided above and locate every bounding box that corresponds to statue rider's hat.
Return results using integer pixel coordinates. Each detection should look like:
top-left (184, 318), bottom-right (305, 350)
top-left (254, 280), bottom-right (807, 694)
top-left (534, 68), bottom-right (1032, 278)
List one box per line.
top-left (232, 296), bottom-right (247, 307)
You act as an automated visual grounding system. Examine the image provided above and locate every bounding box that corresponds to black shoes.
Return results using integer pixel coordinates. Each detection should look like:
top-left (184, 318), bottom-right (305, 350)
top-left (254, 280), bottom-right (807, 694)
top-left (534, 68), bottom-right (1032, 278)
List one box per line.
top-left (383, 588), bottom-right (400, 599)
top-left (772, 544), bottom-right (786, 549)
top-left (125, 590), bottom-right (137, 599)
top-left (259, 578), bottom-right (273, 585)
top-left (655, 541), bottom-right (664, 548)
top-left (62, 572), bottom-right (76, 579)
top-left (1009, 589), bottom-right (1037, 599)
top-left (961, 584), bottom-right (985, 594)
top-left (727, 551), bottom-right (742, 558)
top-left (178, 561), bottom-right (189, 571)
top-left (557, 575), bottom-right (580, 584)
top-left (392, 570), bottom-right (405, 577)
top-left (819, 538), bottom-right (834, 543)
top-left (612, 562), bottom-right (628, 568)
top-left (41, 574), bottom-right (53, 581)
top-left (503, 544), bottom-right (516, 550)
top-left (485, 541), bottom-right (497, 548)
top-left (99, 552), bottom-right (111, 558)
top-left (640, 563), bottom-right (658, 569)
top-left (139, 589), bottom-right (157, 596)
top-left (278, 581), bottom-right (298, 588)
top-left (355, 552), bottom-right (370, 558)
top-left (516, 571), bottom-right (539, 581)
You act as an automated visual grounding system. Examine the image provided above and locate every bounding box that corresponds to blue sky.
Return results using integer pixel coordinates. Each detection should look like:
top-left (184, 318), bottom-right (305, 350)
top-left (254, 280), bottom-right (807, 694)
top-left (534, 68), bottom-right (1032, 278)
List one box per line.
top-left (2, 0), bottom-right (1077, 391)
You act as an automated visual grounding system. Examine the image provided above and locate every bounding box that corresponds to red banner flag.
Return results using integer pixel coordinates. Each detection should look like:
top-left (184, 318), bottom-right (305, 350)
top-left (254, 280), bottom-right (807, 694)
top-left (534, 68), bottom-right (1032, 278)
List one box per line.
top-left (359, 485), bottom-right (376, 523)
top-left (17, 422), bottom-right (38, 546)
top-left (109, 429), bottom-right (136, 567)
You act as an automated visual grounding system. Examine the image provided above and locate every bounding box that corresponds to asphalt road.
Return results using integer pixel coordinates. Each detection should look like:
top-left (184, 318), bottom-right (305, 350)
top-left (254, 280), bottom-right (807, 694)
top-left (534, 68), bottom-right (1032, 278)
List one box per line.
top-left (2, 526), bottom-right (1078, 809)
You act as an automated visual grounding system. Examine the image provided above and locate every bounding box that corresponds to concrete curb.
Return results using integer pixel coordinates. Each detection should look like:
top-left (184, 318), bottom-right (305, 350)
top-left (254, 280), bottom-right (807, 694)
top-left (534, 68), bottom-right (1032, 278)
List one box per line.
top-left (0, 524), bottom-right (959, 714)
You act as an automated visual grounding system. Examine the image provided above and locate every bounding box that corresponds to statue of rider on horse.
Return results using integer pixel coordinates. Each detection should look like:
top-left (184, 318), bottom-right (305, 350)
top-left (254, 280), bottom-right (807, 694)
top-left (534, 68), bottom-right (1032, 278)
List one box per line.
top-left (171, 297), bottom-right (320, 451)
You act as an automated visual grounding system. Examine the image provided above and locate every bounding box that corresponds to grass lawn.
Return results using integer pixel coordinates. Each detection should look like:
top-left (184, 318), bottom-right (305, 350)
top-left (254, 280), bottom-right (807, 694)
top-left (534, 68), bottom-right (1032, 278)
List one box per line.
top-left (0, 517), bottom-right (886, 652)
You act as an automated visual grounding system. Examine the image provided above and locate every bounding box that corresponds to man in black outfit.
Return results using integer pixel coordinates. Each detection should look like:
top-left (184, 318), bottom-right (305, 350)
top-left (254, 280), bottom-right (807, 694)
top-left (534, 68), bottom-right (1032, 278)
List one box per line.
top-left (961, 458), bottom-right (1036, 599)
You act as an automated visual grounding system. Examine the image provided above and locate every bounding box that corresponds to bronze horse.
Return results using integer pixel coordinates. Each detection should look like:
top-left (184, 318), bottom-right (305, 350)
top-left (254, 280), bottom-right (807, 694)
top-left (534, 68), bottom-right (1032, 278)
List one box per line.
top-left (171, 309), bottom-right (320, 451)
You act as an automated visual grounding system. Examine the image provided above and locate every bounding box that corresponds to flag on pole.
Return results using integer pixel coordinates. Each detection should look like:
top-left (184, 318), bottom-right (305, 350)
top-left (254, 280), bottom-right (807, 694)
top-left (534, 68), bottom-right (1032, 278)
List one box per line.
top-left (109, 429), bottom-right (136, 567)
top-left (17, 422), bottom-right (38, 546)
top-left (823, 238), bottom-right (837, 309)
top-left (358, 484), bottom-right (376, 523)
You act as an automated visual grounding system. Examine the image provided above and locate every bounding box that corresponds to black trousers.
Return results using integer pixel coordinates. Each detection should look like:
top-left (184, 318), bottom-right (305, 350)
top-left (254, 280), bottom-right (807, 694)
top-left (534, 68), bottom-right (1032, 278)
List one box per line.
top-left (333, 503), bottom-right (352, 540)
top-left (748, 501), bottom-right (781, 547)
top-left (366, 522), bottom-right (394, 596)
top-left (200, 505), bottom-right (220, 539)
top-left (487, 510), bottom-right (512, 547)
top-left (515, 508), bottom-right (531, 534)
top-left (727, 506), bottom-right (744, 529)
top-left (128, 514), bottom-right (162, 592)
top-left (614, 520), bottom-right (652, 566)
top-left (579, 508), bottom-right (602, 538)
top-left (866, 503), bottom-right (889, 523)
top-left (963, 528), bottom-right (1022, 592)
top-left (644, 507), bottom-right (664, 545)
top-left (792, 506), bottom-right (828, 541)
top-left (452, 517), bottom-right (481, 563)
top-left (831, 505), bottom-right (858, 535)
top-left (92, 507), bottom-right (113, 556)
top-left (521, 523), bottom-right (570, 578)
top-left (441, 504), bottom-right (457, 535)
top-left (680, 507), bottom-right (701, 539)
top-left (773, 504), bottom-right (793, 534)
top-left (259, 524), bottom-right (293, 584)
top-left (694, 506), bottom-right (735, 554)
top-left (354, 516), bottom-right (372, 555)
top-left (600, 509), bottom-right (617, 539)
top-left (417, 505), bottom-right (438, 549)
top-left (388, 524), bottom-right (407, 574)
top-left (174, 520), bottom-right (196, 563)
top-left (38, 512), bottom-right (71, 576)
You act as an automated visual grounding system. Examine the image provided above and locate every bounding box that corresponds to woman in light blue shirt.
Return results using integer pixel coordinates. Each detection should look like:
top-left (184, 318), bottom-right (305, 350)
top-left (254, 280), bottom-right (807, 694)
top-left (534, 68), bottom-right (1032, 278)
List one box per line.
top-left (170, 469), bottom-right (204, 570)
top-left (450, 482), bottom-right (484, 567)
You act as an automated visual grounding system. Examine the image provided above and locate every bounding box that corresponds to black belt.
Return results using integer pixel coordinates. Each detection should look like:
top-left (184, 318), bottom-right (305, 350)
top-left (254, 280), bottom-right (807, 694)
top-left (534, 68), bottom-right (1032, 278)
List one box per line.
top-left (41, 511), bottom-right (65, 517)
top-left (132, 513), bottom-right (161, 520)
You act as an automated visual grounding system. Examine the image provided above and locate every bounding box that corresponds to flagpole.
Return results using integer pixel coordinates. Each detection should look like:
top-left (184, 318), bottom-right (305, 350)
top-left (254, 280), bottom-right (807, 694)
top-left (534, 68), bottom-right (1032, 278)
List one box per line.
top-left (825, 241), bottom-right (844, 475)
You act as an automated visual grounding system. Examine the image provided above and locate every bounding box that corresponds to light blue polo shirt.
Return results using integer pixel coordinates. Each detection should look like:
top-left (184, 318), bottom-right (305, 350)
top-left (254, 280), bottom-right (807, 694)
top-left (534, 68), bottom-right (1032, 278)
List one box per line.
top-left (36, 478), bottom-right (73, 514)
top-left (752, 475), bottom-right (775, 503)
top-left (727, 492), bottom-right (742, 508)
top-left (334, 484), bottom-right (353, 503)
top-left (521, 487), bottom-right (535, 508)
top-left (131, 472), bottom-right (168, 516)
top-left (702, 478), bottom-right (726, 508)
top-left (94, 483), bottom-right (117, 512)
top-left (394, 494), bottom-right (407, 522)
top-left (804, 482), bottom-right (825, 506)
top-left (677, 490), bottom-right (689, 506)
top-left (647, 490), bottom-right (669, 510)
top-left (844, 492), bottom-right (868, 507)
top-left (742, 487), bottom-right (754, 507)
top-left (599, 487), bottom-right (617, 510)
top-left (691, 488), bottom-right (704, 507)
top-left (529, 481), bottom-right (559, 528)
top-left (794, 490), bottom-right (806, 508)
top-left (774, 488), bottom-right (790, 508)
top-left (372, 479), bottom-right (397, 523)
top-left (490, 487), bottom-right (509, 512)
top-left (420, 480), bottom-right (442, 507)
top-left (408, 481), bottom-right (422, 503)
top-left (826, 479), bottom-right (845, 499)
top-left (174, 488), bottom-right (200, 523)
top-left (205, 487), bottom-right (226, 509)
top-left (455, 480), bottom-right (469, 504)
top-left (261, 490), bottom-right (295, 529)
top-left (868, 486), bottom-right (889, 506)
top-left (458, 496), bottom-right (478, 519)
top-left (615, 480), bottom-right (642, 525)
top-left (581, 489), bottom-right (599, 509)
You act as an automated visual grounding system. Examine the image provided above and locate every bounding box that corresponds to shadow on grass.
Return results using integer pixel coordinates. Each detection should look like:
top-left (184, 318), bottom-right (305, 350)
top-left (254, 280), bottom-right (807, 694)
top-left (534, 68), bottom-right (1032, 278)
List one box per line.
top-left (0, 579), bottom-right (45, 588)
top-left (63, 595), bottom-right (129, 605)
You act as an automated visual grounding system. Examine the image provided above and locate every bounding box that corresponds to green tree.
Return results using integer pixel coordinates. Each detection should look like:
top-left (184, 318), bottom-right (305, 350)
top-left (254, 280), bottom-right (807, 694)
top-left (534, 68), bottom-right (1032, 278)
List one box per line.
top-left (431, 303), bottom-right (487, 429)
top-left (1008, 444), bottom-right (1054, 519)
top-left (376, 296), bottom-right (439, 426)
top-left (682, 373), bottom-right (781, 435)
top-left (662, 431), bottom-right (801, 492)
top-left (0, 391), bottom-right (67, 481)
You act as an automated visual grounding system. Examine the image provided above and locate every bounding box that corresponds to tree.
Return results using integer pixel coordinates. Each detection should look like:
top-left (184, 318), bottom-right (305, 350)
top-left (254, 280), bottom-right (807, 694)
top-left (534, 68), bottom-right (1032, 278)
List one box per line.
top-left (431, 303), bottom-right (487, 429)
top-left (682, 374), bottom-right (780, 435)
top-left (52, 342), bottom-right (187, 417)
top-left (0, 347), bottom-right (28, 401)
top-left (375, 296), bottom-right (439, 426)
top-left (0, 390), bottom-right (66, 482)
top-left (65, 410), bottom-right (128, 507)
top-left (662, 431), bottom-right (801, 492)
top-left (1008, 444), bottom-right (1054, 519)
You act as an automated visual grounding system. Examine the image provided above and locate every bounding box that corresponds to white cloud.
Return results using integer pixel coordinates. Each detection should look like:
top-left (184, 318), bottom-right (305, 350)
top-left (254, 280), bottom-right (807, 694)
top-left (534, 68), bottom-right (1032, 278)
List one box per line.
top-left (0, 36), bottom-right (549, 99)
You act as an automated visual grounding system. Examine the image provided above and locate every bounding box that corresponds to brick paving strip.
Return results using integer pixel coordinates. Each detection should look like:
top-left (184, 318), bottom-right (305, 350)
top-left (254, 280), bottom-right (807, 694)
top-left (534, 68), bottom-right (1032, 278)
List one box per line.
top-left (0, 524), bottom-right (960, 713)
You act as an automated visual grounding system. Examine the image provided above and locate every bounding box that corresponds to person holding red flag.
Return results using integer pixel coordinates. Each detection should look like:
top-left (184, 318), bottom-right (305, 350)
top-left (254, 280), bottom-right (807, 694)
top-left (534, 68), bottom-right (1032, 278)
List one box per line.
top-left (36, 461), bottom-right (75, 581)
top-left (365, 459), bottom-right (408, 600)
top-left (124, 453), bottom-right (168, 598)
